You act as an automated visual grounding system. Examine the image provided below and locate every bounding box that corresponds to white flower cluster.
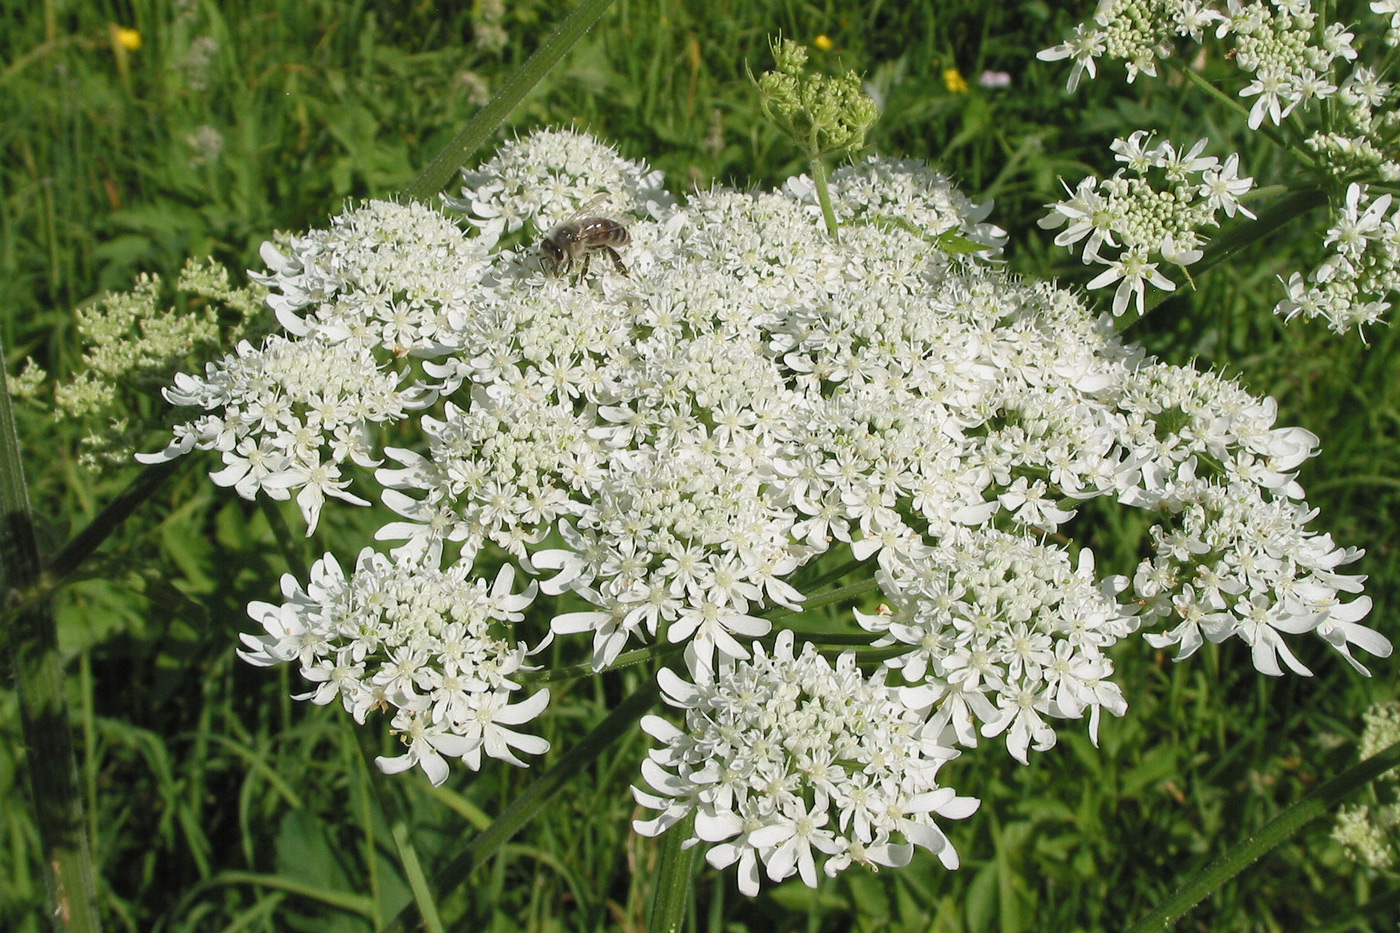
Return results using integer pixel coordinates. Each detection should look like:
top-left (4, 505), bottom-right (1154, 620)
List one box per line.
top-left (1040, 1), bottom-right (1400, 332)
top-left (1276, 183), bottom-right (1400, 331)
top-left (135, 200), bottom-right (474, 530)
top-left (238, 549), bottom-right (548, 785)
top-left (442, 128), bottom-right (675, 248)
top-left (1038, 0), bottom-right (1356, 126)
top-left (1306, 64), bottom-right (1400, 182)
top-left (856, 531), bottom-right (1133, 765)
top-left (1222, 0), bottom-right (1356, 130)
top-left (1040, 130), bottom-right (1255, 316)
top-left (146, 128), bottom-right (1389, 892)
top-left (1036, 0), bottom-right (1223, 92)
top-left (634, 630), bottom-right (979, 894)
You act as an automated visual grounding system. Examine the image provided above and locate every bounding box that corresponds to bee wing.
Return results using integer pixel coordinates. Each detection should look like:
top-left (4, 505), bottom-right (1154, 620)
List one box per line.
top-left (539, 193), bottom-right (611, 234)
top-left (571, 193), bottom-right (612, 219)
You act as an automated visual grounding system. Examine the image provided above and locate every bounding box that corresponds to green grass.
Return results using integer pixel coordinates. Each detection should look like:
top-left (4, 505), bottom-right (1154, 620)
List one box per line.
top-left (3, 0), bottom-right (1398, 930)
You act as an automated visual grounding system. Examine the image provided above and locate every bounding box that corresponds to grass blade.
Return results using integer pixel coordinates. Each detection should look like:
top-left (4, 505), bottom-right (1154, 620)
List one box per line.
top-left (402, 0), bottom-right (621, 202)
top-left (1125, 737), bottom-right (1400, 932)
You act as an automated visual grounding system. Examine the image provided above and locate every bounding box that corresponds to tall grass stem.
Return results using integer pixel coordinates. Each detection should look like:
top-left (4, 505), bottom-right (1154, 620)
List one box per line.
top-left (1, 339), bottom-right (103, 931)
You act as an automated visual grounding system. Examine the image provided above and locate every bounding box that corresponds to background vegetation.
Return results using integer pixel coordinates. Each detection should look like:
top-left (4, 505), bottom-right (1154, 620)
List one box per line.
top-left (2, 0), bottom-right (1397, 929)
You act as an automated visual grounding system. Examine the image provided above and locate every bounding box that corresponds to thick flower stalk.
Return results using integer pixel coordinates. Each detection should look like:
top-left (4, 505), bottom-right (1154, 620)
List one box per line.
top-left (143, 128), bottom-right (1389, 893)
top-left (1039, 0), bottom-right (1400, 332)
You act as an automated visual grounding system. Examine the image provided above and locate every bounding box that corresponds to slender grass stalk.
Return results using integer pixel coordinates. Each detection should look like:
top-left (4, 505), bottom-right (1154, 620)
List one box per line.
top-left (390, 818), bottom-right (443, 933)
top-left (401, 0), bottom-right (620, 203)
top-left (376, 678), bottom-right (660, 933)
top-left (1124, 736), bottom-right (1400, 932)
top-left (1, 340), bottom-right (102, 931)
top-left (646, 812), bottom-right (698, 933)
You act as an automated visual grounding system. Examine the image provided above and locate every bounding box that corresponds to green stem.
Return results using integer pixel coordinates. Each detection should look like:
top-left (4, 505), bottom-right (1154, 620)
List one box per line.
top-left (1124, 736), bottom-right (1400, 933)
top-left (401, 0), bottom-right (620, 202)
top-left (1, 341), bottom-right (103, 931)
top-left (0, 457), bottom-right (184, 630)
top-left (1174, 65), bottom-right (1318, 171)
top-left (646, 811), bottom-right (697, 933)
top-left (375, 678), bottom-right (660, 933)
top-left (43, 459), bottom-right (182, 579)
top-left (809, 155), bottom-right (840, 240)
top-left (258, 497), bottom-right (308, 581)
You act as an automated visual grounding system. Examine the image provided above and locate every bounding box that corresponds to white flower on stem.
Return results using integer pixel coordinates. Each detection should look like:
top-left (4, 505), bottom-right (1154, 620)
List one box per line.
top-left (980, 684), bottom-right (1057, 765)
top-left (1087, 246), bottom-right (1176, 317)
top-left (376, 711), bottom-right (477, 787)
top-left (1326, 184), bottom-right (1392, 259)
top-left (1037, 23), bottom-right (1105, 92)
top-left (997, 476), bottom-right (1075, 531)
top-left (667, 599), bottom-right (771, 673)
top-left (1199, 153), bottom-right (1256, 219)
top-left (457, 688), bottom-right (552, 770)
top-left (1039, 177), bottom-right (1118, 263)
top-left (263, 453), bottom-right (371, 532)
top-left (748, 799), bottom-right (841, 887)
top-left (1110, 130), bottom-right (1157, 173)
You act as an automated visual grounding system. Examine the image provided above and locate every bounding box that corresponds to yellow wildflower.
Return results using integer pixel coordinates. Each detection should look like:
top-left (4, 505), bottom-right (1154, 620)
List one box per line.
top-left (111, 25), bottom-right (142, 51)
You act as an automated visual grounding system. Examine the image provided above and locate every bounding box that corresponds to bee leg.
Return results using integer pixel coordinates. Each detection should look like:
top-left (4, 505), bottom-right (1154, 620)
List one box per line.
top-left (573, 252), bottom-right (591, 285)
top-left (602, 246), bottom-right (629, 277)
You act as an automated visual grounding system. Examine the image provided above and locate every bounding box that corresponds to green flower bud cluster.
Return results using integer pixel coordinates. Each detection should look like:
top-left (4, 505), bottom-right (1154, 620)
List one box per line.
top-left (755, 39), bottom-right (878, 160)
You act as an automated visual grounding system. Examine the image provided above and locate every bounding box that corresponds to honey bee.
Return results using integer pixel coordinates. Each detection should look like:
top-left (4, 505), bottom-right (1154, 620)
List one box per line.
top-left (539, 215), bottom-right (630, 280)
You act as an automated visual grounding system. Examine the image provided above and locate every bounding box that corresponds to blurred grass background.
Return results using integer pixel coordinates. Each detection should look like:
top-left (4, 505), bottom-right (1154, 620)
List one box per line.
top-left (2, 0), bottom-right (1398, 930)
